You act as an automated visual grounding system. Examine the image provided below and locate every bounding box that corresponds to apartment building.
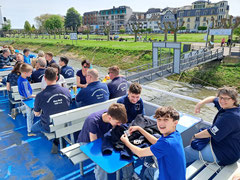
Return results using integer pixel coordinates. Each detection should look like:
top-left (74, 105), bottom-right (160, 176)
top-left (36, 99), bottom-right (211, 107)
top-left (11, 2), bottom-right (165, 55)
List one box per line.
top-left (177, 0), bottom-right (229, 32)
top-left (146, 8), bottom-right (161, 32)
top-left (97, 6), bottom-right (133, 33)
top-left (82, 0), bottom-right (230, 33)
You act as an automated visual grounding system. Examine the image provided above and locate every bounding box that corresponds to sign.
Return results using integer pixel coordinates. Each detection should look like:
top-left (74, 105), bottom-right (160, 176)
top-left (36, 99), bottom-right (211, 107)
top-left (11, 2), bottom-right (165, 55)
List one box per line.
top-left (70, 33), bottom-right (78, 40)
top-left (209, 29), bottom-right (232, 36)
top-left (204, 35), bottom-right (207, 41)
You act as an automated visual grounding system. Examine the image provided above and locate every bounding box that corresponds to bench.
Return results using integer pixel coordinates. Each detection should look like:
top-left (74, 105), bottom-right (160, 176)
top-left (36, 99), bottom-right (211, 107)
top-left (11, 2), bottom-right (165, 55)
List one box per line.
top-left (10, 82), bottom-right (42, 105)
top-left (186, 159), bottom-right (240, 180)
top-left (65, 77), bottom-right (76, 87)
top-left (44, 98), bottom-right (118, 175)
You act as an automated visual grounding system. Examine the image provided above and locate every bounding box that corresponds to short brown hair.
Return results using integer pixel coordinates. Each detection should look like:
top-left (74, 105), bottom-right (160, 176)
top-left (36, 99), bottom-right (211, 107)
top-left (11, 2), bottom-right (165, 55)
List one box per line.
top-left (129, 82), bottom-right (142, 94)
top-left (45, 52), bottom-right (53, 58)
top-left (20, 63), bottom-right (33, 73)
top-left (108, 66), bottom-right (120, 76)
top-left (217, 86), bottom-right (239, 106)
top-left (45, 67), bottom-right (57, 81)
top-left (154, 106), bottom-right (179, 121)
top-left (107, 103), bottom-right (127, 124)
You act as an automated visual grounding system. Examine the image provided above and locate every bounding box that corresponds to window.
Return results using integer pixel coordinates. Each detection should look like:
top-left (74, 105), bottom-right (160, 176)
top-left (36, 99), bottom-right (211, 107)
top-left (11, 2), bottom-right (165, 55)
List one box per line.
top-left (187, 18), bottom-right (190, 22)
top-left (187, 24), bottom-right (190, 29)
top-left (196, 17), bottom-right (200, 21)
top-left (203, 17), bottom-right (206, 21)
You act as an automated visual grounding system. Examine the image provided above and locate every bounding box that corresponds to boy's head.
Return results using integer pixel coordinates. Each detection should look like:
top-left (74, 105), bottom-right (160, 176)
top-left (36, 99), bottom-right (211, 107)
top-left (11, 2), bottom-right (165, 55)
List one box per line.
top-left (154, 106), bottom-right (179, 136)
top-left (20, 63), bottom-right (33, 77)
top-left (23, 48), bottom-right (30, 56)
top-left (45, 67), bottom-right (57, 82)
top-left (107, 103), bottom-right (127, 126)
top-left (2, 48), bottom-right (10, 57)
top-left (128, 83), bottom-right (142, 104)
top-left (59, 56), bottom-right (69, 66)
top-left (50, 63), bottom-right (60, 75)
top-left (108, 66), bottom-right (119, 80)
top-left (45, 52), bottom-right (53, 61)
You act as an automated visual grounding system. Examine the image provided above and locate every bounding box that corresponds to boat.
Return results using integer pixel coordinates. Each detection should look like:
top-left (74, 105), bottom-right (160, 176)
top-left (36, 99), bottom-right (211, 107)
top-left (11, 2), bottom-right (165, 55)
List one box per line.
top-left (0, 87), bottom-right (239, 180)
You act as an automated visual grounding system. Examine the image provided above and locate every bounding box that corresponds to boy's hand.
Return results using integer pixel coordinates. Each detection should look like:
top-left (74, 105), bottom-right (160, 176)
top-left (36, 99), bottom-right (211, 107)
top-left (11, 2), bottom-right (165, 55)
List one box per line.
top-left (129, 126), bottom-right (140, 135)
top-left (120, 134), bottom-right (129, 144)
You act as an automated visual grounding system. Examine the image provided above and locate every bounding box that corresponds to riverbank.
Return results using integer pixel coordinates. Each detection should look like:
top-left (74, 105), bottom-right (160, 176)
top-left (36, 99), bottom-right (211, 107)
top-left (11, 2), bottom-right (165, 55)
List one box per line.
top-left (1, 38), bottom-right (239, 90)
top-left (168, 59), bottom-right (240, 91)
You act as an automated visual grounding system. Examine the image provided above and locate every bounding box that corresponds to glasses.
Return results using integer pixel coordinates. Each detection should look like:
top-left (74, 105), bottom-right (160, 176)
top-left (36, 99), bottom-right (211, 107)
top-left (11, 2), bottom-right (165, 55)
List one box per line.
top-left (108, 72), bottom-right (113, 74)
top-left (219, 96), bottom-right (232, 101)
top-left (83, 66), bottom-right (89, 68)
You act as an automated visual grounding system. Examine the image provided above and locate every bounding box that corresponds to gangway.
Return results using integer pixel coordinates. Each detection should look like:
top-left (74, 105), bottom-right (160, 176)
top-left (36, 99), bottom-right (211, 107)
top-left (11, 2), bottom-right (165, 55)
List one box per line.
top-left (125, 42), bottom-right (224, 84)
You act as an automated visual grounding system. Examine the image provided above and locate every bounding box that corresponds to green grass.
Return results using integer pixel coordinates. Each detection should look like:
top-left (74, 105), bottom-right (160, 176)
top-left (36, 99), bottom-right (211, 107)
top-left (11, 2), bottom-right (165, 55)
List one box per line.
top-left (0, 37), bottom-right (152, 51)
top-left (169, 62), bottom-right (240, 90)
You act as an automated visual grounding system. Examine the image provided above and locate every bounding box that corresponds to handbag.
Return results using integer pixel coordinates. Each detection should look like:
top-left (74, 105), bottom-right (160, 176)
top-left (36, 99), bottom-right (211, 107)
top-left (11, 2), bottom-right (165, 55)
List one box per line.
top-left (191, 128), bottom-right (210, 151)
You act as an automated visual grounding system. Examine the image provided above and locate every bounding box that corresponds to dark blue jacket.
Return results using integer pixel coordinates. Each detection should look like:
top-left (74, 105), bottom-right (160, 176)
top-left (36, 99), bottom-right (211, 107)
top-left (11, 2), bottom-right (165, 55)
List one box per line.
top-left (76, 81), bottom-right (109, 107)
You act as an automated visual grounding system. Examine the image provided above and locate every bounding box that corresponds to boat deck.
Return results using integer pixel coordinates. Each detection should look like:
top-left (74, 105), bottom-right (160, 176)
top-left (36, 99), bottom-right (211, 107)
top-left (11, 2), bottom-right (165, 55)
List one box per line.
top-left (0, 92), bottom-right (147, 179)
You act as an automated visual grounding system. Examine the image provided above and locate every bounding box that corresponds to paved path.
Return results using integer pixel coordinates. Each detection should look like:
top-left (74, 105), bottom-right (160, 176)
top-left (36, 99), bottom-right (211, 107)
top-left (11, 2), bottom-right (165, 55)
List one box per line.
top-left (190, 42), bottom-right (240, 57)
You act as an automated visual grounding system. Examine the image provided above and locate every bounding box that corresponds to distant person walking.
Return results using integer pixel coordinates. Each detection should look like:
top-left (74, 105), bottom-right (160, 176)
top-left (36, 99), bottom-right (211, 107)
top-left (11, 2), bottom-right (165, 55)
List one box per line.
top-left (221, 38), bottom-right (225, 47)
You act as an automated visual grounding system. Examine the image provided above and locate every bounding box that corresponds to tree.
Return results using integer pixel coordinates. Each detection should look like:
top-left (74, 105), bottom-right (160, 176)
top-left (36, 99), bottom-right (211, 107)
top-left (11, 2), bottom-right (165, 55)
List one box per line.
top-left (78, 25), bottom-right (90, 40)
top-left (145, 28), bottom-right (152, 40)
top-left (158, 22), bottom-right (170, 41)
top-left (34, 14), bottom-right (52, 31)
top-left (24, 21), bottom-right (32, 34)
top-left (65, 7), bottom-right (81, 31)
top-left (129, 22), bottom-right (143, 42)
top-left (119, 25), bottom-right (125, 34)
top-left (31, 25), bottom-right (36, 33)
top-left (168, 20), bottom-right (185, 42)
top-left (234, 26), bottom-right (240, 39)
top-left (2, 19), bottom-right (11, 31)
top-left (44, 15), bottom-right (64, 33)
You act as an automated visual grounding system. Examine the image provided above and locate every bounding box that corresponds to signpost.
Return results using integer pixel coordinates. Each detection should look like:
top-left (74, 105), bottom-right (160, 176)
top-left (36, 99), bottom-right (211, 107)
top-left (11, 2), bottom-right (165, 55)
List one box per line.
top-left (70, 33), bottom-right (78, 45)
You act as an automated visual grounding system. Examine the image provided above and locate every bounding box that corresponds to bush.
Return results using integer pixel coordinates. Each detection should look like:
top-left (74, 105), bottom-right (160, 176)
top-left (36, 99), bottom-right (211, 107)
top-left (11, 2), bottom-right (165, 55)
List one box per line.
top-left (198, 26), bottom-right (207, 31)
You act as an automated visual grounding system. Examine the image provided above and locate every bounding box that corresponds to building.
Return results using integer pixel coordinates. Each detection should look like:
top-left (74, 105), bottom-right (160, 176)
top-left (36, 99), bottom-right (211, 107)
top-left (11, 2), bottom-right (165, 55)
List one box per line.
top-left (82, 0), bottom-right (230, 34)
top-left (177, 0), bottom-right (229, 32)
top-left (145, 8), bottom-right (161, 32)
top-left (83, 11), bottom-right (98, 32)
top-left (128, 12), bottom-right (147, 32)
top-left (98, 6), bottom-right (133, 33)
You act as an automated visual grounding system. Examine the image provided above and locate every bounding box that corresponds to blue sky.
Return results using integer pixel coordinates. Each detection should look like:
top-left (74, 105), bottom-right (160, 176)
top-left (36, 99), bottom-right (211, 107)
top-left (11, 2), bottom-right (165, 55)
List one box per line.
top-left (1, 0), bottom-right (239, 29)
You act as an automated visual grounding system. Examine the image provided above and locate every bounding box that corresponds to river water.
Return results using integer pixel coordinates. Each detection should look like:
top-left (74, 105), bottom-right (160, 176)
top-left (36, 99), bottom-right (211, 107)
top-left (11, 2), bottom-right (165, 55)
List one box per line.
top-left (68, 58), bottom-right (219, 123)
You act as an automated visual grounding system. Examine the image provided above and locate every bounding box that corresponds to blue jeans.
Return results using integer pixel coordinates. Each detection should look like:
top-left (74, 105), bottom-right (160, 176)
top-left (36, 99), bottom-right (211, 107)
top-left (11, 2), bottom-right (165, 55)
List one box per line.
top-left (184, 144), bottom-right (219, 166)
top-left (143, 167), bottom-right (159, 180)
top-left (25, 105), bottom-right (34, 133)
top-left (122, 164), bottom-right (134, 180)
top-left (79, 142), bottom-right (107, 180)
top-left (31, 120), bottom-right (48, 134)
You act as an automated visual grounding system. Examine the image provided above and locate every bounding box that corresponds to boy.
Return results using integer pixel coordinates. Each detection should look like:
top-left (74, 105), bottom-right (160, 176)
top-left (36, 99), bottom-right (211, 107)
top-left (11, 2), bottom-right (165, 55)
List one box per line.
top-left (121, 106), bottom-right (186, 180)
top-left (23, 48), bottom-right (36, 64)
top-left (18, 63), bottom-right (36, 136)
top-left (45, 52), bottom-right (56, 67)
top-left (77, 103), bottom-right (127, 180)
top-left (59, 56), bottom-right (74, 78)
top-left (117, 82), bottom-right (144, 124)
